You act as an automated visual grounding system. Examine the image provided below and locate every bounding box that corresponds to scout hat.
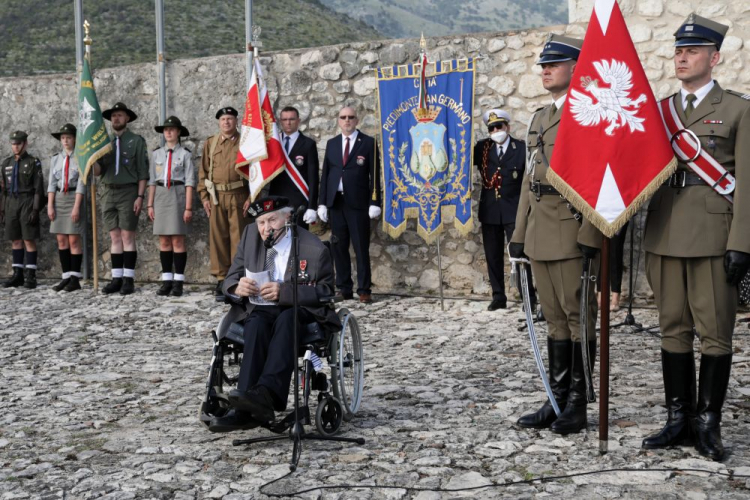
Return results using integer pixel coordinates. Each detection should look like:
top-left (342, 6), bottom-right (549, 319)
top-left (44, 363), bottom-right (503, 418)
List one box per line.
top-left (482, 109), bottom-right (511, 128)
top-left (10, 131), bottom-right (28, 143)
top-left (215, 106), bottom-right (239, 119)
top-left (51, 123), bottom-right (77, 140)
top-left (102, 102), bottom-right (138, 122)
top-left (537, 34), bottom-right (583, 64)
top-left (674, 13), bottom-right (728, 50)
top-left (247, 195), bottom-right (290, 218)
top-left (154, 116), bottom-right (190, 137)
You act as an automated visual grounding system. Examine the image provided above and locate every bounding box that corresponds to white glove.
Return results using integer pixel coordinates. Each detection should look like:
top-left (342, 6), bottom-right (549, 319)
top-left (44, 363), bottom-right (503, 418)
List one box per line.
top-left (317, 205), bottom-right (329, 223)
top-left (303, 208), bottom-right (318, 224)
top-left (368, 205), bottom-right (382, 219)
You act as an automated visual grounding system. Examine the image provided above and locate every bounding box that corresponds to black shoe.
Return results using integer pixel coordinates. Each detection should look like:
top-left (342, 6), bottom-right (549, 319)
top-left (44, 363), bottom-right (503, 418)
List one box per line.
top-left (487, 299), bottom-right (507, 311)
top-left (170, 281), bottom-right (183, 297)
top-left (694, 353), bottom-right (732, 461)
top-left (102, 278), bottom-right (123, 294)
top-left (156, 281), bottom-right (173, 296)
top-left (517, 338), bottom-right (571, 429)
top-left (120, 277), bottom-right (135, 295)
top-left (642, 350), bottom-right (696, 449)
top-left (3, 268), bottom-right (24, 288)
top-left (228, 386), bottom-right (276, 423)
top-left (64, 276), bottom-right (81, 292)
top-left (23, 269), bottom-right (37, 289)
top-left (53, 278), bottom-right (71, 292)
top-left (208, 409), bottom-right (260, 433)
top-left (551, 341), bottom-right (596, 435)
top-left (337, 291), bottom-right (353, 300)
top-left (214, 281), bottom-right (225, 301)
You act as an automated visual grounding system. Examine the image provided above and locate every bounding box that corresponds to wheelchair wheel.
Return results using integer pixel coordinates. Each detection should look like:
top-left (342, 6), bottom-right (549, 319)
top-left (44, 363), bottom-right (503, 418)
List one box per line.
top-left (315, 397), bottom-right (343, 436)
top-left (331, 308), bottom-right (364, 421)
top-left (198, 336), bottom-right (240, 426)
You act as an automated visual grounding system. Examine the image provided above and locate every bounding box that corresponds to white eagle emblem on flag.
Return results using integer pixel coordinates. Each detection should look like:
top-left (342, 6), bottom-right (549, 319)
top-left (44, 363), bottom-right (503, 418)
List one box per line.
top-left (569, 59), bottom-right (647, 136)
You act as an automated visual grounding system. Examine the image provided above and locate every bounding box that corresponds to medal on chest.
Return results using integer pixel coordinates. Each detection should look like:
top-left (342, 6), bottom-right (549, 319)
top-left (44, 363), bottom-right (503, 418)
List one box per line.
top-left (298, 259), bottom-right (310, 281)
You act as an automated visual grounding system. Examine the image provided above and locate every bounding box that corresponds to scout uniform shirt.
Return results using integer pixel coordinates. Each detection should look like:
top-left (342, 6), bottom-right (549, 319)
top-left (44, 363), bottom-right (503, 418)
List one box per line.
top-left (149, 144), bottom-right (196, 188)
top-left (99, 129), bottom-right (149, 185)
top-left (2, 151), bottom-right (44, 197)
top-left (47, 152), bottom-right (85, 195)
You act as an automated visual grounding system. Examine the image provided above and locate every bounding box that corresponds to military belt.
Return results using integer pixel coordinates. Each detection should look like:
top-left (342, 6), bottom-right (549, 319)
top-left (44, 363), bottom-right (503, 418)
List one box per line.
top-left (3, 189), bottom-right (33, 195)
top-left (156, 181), bottom-right (185, 187)
top-left (105, 183), bottom-right (138, 189)
top-left (667, 171), bottom-right (706, 188)
top-left (529, 181), bottom-right (560, 197)
top-left (214, 180), bottom-right (245, 192)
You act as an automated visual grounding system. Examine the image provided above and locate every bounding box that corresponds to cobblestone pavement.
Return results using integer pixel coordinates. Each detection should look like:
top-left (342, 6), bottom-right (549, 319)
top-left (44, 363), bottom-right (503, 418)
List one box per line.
top-left (1, 284), bottom-right (750, 499)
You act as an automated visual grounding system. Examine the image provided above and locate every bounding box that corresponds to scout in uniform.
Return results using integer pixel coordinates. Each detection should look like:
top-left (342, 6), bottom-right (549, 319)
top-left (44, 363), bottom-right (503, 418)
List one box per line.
top-left (0, 131), bottom-right (44, 289)
top-left (198, 106), bottom-right (251, 300)
top-left (95, 102), bottom-right (149, 295)
top-left (473, 108), bottom-right (533, 311)
top-left (509, 35), bottom-right (602, 435)
top-left (147, 116), bottom-right (195, 297)
top-left (47, 124), bottom-right (85, 292)
top-left (641, 14), bottom-right (750, 461)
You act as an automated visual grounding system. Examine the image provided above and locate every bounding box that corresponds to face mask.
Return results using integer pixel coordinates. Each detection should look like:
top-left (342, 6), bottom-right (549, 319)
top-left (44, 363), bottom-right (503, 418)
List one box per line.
top-left (490, 130), bottom-right (508, 144)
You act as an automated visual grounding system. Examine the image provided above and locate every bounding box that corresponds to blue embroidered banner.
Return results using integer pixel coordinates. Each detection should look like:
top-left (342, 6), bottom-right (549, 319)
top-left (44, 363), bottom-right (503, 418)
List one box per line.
top-left (377, 59), bottom-right (475, 243)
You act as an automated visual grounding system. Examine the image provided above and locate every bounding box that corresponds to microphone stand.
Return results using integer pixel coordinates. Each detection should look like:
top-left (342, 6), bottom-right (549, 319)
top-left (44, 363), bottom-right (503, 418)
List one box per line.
top-left (233, 206), bottom-right (364, 471)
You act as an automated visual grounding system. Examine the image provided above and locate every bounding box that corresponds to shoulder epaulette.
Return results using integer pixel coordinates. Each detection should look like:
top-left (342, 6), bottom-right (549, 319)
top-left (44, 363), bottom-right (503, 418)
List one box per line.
top-left (726, 89), bottom-right (750, 101)
top-left (153, 146), bottom-right (161, 151)
top-left (184, 147), bottom-right (192, 153)
top-left (535, 106), bottom-right (545, 113)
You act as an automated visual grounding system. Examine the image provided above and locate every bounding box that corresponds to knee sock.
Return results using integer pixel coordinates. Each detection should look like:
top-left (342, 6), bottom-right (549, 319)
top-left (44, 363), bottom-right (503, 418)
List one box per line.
top-left (123, 251), bottom-right (137, 279)
top-left (59, 248), bottom-right (71, 278)
top-left (70, 253), bottom-right (83, 278)
top-left (173, 252), bottom-right (187, 282)
top-left (111, 253), bottom-right (124, 278)
top-left (12, 248), bottom-right (24, 269)
top-left (25, 251), bottom-right (37, 270)
top-left (160, 250), bottom-right (174, 281)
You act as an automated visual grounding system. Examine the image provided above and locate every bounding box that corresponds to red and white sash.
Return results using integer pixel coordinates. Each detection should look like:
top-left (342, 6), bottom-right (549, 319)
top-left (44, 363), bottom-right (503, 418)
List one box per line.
top-left (658, 96), bottom-right (734, 203)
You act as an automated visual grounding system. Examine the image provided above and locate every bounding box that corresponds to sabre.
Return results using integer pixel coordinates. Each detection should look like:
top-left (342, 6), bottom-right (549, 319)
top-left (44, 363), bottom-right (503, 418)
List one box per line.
top-left (509, 246), bottom-right (561, 416)
top-left (579, 255), bottom-right (597, 403)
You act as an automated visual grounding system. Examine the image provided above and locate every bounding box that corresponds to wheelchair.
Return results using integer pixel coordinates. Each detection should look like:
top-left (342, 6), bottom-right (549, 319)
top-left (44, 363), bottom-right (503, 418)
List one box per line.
top-left (198, 298), bottom-right (364, 437)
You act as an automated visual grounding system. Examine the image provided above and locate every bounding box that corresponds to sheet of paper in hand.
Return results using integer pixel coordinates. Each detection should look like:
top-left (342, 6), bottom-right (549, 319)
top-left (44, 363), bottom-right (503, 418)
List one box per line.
top-left (245, 269), bottom-right (277, 306)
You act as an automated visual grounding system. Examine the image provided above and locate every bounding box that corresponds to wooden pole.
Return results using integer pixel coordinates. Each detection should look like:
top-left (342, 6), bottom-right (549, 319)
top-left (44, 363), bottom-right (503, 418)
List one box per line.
top-left (599, 236), bottom-right (611, 453)
top-left (90, 172), bottom-right (98, 291)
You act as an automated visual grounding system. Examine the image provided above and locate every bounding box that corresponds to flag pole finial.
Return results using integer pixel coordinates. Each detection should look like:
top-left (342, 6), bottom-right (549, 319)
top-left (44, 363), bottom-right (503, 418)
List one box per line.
top-left (250, 24), bottom-right (262, 58)
top-left (420, 32), bottom-right (426, 52)
top-left (83, 20), bottom-right (91, 46)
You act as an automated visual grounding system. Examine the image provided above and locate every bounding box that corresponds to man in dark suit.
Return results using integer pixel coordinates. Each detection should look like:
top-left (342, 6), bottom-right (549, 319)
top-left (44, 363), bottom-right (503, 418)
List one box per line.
top-left (209, 196), bottom-right (340, 432)
top-left (267, 106), bottom-right (320, 230)
top-left (317, 106), bottom-right (381, 304)
top-left (473, 109), bottom-right (532, 311)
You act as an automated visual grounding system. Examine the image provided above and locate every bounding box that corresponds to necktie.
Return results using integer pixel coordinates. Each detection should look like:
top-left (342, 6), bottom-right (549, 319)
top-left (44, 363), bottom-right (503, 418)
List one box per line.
top-left (11, 161), bottom-right (19, 196)
top-left (284, 136), bottom-right (290, 155)
top-left (265, 247), bottom-right (277, 281)
top-left (343, 137), bottom-right (350, 165)
top-left (685, 93), bottom-right (697, 119)
top-left (166, 149), bottom-right (173, 189)
top-left (115, 136), bottom-right (120, 176)
top-left (549, 103), bottom-right (558, 121)
top-left (63, 155), bottom-right (70, 193)
top-left (497, 145), bottom-right (503, 158)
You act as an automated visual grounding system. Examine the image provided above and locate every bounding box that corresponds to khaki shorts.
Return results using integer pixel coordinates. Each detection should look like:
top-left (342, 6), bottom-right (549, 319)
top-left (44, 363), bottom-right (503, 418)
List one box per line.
top-left (102, 184), bottom-right (140, 231)
top-left (4, 194), bottom-right (40, 241)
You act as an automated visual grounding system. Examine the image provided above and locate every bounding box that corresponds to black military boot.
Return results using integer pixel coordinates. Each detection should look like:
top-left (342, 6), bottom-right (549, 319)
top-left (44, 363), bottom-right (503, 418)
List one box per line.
top-left (120, 277), bottom-right (135, 295)
top-left (694, 353), bottom-right (732, 461)
top-left (642, 350), bottom-right (696, 449)
top-left (170, 281), bottom-right (184, 297)
top-left (53, 277), bottom-right (71, 292)
top-left (3, 268), bottom-right (24, 288)
top-left (156, 280), bottom-right (173, 296)
top-left (517, 338), bottom-right (571, 429)
top-left (102, 278), bottom-right (123, 294)
top-left (214, 280), bottom-right (225, 301)
top-left (23, 269), bottom-right (37, 289)
top-left (551, 341), bottom-right (596, 435)
top-left (63, 276), bottom-right (81, 292)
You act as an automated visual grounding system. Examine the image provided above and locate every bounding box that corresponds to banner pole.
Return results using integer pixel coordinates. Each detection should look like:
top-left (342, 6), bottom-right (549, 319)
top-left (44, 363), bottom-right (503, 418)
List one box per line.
top-left (599, 236), bottom-right (611, 453)
top-left (84, 23), bottom-right (99, 293)
top-left (436, 234), bottom-right (445, 311)
top-left (155, 0), bottom-right (167, 146)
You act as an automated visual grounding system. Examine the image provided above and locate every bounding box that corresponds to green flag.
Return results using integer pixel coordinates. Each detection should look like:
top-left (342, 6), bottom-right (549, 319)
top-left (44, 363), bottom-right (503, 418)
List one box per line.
top-left (76, 57), bottom-right (111, 184)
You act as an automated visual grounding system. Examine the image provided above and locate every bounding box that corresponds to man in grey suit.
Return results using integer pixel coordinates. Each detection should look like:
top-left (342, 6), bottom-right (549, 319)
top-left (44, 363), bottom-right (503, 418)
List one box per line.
top-left (209, 196), bottom-right (340, 432)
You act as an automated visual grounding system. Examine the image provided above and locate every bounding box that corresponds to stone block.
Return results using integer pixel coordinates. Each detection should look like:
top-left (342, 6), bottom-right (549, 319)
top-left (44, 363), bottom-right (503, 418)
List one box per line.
top-left (487, 39), bottom-right (507, 53)
top-left (518, 74), bottom-right (546, 98)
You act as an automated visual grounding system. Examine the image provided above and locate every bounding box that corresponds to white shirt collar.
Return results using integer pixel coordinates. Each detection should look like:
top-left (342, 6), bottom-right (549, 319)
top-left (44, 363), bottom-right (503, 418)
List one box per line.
top-left (681, 80), bottom-right (715, 109)
top-left (554, 94), bottom-right (567, 110)
top-left (283, 130), bottom-right (300, 142)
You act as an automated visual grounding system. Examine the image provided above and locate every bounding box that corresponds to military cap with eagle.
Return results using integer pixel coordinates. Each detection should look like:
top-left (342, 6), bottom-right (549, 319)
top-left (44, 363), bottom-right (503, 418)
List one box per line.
top-left (482, 109), bottom-right (511, 128)
top-left (537, 34), bottom-right (583, 64)
top-left (674, 13), bottom-right (728, 50)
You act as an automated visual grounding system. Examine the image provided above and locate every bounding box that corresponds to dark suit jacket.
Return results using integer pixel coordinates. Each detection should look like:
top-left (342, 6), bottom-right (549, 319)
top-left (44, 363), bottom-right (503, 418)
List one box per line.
top-left (319, 130), bottom-right (381, 210)
top-left (473, 137), bottom-right (526, 225)
top-left (223, 224), bottom-right (341, 332)
top-left (269, 132), bottom-right (319, 211)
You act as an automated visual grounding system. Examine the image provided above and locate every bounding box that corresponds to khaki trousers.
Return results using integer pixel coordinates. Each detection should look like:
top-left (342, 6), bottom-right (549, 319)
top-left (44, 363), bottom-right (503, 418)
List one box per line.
top-left (209, 190), bottom-right (249, 280)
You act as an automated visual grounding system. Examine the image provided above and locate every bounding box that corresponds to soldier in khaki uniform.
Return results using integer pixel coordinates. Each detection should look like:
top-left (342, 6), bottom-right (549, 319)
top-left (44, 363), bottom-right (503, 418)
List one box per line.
top-left (0, 131), bottom-right (44, 289)
top-left (94, 102), bottom-right (149, 295)
top-left (198, 106), bottom-right (251, 299)
top-left (641, 15), bottom-right (750, 462)
top-left (509, 35), bottom-right (602, 435)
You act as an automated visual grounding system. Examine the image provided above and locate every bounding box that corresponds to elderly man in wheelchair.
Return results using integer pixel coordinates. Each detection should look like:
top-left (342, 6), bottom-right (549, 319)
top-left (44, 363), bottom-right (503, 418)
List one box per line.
top-left (201, 195), bottom-right (363, 435)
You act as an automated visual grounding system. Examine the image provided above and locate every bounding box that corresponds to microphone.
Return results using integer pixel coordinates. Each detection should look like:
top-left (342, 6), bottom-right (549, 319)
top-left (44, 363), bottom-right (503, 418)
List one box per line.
top-left (294, 205), bottom-right (306, 221)
top-left (263, 226), bottom-right (288, 249)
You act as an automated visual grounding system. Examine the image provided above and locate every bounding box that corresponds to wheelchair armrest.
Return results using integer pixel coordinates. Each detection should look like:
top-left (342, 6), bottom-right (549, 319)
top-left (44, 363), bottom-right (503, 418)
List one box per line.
top-left (320, 295), bottom-right (342, 304)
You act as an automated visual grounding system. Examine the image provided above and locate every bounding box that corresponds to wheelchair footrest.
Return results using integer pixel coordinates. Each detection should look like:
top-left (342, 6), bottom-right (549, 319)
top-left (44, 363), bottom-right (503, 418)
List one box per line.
top-left (265, 406), bottom-right (311, 434)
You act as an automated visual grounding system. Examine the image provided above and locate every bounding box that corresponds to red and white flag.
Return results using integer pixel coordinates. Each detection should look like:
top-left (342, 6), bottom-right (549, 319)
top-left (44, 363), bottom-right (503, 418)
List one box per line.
top-left (547, 0), bottom-right (676, 237)
top-left (236, 60), bottom-right (309, 202)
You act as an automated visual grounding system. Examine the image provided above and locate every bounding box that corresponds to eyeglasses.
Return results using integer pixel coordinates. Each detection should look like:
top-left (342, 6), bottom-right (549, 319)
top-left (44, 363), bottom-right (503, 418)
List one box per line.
top-left (339, 115), bottom-right (357, 120)
top-left (488, 124), bottom-right (507, 132)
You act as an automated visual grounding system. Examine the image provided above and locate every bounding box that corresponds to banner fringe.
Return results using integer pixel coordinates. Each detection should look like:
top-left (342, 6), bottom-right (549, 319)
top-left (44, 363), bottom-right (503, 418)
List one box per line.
top-left (383, 204), bottom-right (474, 244)
top-left (81, 144), bottom-right (113, 186)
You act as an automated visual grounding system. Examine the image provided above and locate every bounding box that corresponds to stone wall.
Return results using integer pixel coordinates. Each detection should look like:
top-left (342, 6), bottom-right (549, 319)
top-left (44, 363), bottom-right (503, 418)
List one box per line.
top-left (0, 0), bottom-right (747, 300)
